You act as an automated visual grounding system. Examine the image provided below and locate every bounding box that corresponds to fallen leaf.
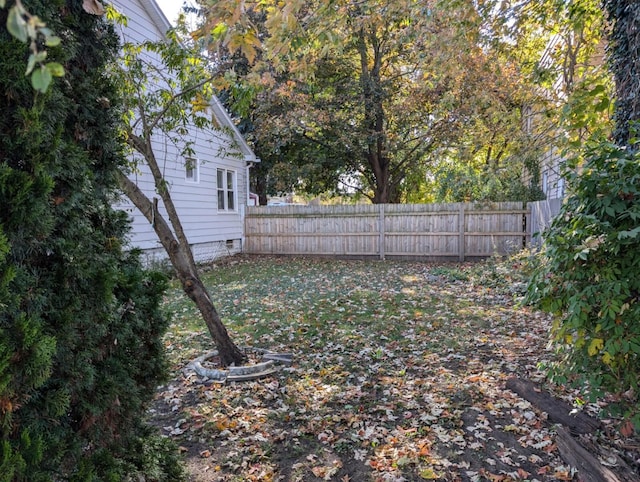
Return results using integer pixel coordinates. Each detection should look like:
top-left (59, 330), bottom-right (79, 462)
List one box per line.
top-left (419, 468), bottom-right (441, 479)
top-left (620, 419), bottom-right (635, 437)
top-left (553, 470), bottom-right (573, 481)
top-left (82, 0), bottom-right (105, 15)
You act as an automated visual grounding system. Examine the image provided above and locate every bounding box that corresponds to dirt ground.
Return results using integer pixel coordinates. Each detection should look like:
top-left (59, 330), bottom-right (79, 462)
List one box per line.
top-left (149, 366), bottom-right (640, 481)
top-left (149, 257), bottom-right (640, 481)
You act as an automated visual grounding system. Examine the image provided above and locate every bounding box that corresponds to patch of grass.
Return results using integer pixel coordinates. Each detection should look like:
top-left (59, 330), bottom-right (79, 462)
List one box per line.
top-left (162, 255), bottom-right (541, 363)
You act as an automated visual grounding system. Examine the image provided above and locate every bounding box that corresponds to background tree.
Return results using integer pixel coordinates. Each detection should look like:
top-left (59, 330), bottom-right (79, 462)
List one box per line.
top-left (196, 0), bottom-right (549, 204)
top-left (0, 1), bottom-right (182, 479)
top-left (488, 0), bottom-right (610, 169)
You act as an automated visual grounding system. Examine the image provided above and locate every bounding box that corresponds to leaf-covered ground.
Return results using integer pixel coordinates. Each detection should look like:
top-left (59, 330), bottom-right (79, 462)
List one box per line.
top-left (150, 255), bottom-right (639, 481)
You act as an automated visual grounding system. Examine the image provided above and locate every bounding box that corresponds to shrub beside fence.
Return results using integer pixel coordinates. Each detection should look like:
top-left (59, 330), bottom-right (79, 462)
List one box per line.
top-left (244, 202), bottom-right (544, 261)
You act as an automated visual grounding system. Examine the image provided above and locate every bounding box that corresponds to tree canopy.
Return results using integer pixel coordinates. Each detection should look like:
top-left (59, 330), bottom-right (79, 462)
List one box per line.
top-left (191, 0), bottom-right (606, 204)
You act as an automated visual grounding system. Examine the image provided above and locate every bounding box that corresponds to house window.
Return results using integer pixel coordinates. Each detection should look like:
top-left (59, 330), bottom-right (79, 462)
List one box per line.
top-left (557, 177), bottom-right (565, 198)
top-left (217, 168), bottom-right (236, 211)
top-left (185, 158), bottom-right (199, 183)
top-left (522, 105), bottom-right (533, 134)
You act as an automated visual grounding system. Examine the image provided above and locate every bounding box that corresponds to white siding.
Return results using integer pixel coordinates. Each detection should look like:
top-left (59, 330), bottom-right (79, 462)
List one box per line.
top-left (111, 0), bottom-right (254, 261)
top-left (540, 148), bottom-right (565, 201)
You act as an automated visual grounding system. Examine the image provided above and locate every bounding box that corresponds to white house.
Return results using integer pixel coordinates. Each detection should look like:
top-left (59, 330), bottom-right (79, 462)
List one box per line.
top-left (110, 0), bottom-right (258, 263)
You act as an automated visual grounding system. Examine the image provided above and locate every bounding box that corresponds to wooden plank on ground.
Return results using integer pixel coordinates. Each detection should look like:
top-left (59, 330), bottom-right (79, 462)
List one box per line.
top-left (505, 377), bottom-right (601, 434)
top-left (556, 427), bottom-right (627, 482)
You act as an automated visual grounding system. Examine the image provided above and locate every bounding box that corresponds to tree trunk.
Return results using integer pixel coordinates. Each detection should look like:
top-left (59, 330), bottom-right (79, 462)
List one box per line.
top-left (117, 171), bottom-right (246, 367)
top-left (183, 275), bottom-right (246, 366)
top-left (358, 28), bottom-right (392, 204)
top-left (372, 181), bottom-right (390, 204)
top-left (252, 163), bottom-right (269, 205)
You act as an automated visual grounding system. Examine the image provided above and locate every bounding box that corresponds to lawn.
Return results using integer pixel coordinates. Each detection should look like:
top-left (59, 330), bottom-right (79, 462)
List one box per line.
top-left (150, 255), bottom-right (632, 481)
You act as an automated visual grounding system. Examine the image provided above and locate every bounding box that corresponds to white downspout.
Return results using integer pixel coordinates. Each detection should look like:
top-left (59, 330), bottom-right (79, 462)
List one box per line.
top-left (242, 160), bottom-right (256, 252)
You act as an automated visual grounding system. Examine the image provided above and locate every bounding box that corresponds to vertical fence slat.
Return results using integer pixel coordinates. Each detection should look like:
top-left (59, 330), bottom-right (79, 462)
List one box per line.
top-left (379, 204), bottom-right (385, 260)
top-left (458, 204), bottom-right (465, 262)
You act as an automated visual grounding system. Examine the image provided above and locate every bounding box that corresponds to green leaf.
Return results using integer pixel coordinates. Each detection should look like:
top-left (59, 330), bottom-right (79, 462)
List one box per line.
top-left (46, 62), bottom-right (64, 77)
top-left (595, 98), bottom-right (610, 112)
top-left (7, 5), bottom-right (28, 43)
top-left (44, 35), bottom-right (61, 47)
top-left (25, 53), bottom-right (37, 75)
top-left (31, 66), bottom-right (52, 93)
top-left (618, 226), bottom-right (640, 240)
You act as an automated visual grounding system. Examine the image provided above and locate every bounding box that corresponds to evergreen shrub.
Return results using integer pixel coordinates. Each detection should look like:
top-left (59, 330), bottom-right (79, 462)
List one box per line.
top-left (0, 1), bottom-right (183, 479)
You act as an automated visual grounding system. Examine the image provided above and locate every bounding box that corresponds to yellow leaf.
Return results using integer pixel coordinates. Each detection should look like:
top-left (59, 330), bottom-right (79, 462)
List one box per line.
top-left (602, 351), bottom-right (613, 365)
top-left (226, 29), bottom-right (260, 64)
top-left (420, 468), bottom-right (441, 479)
top-left (588, 338), bottom-right (604, 356)
top-left (191, 93), bottom-right (210, 113)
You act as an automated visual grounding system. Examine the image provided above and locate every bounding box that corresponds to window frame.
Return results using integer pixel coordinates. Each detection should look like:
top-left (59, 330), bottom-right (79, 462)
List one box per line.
top-left (217, 168), bottom-right (237, 212)
top-left (185, 157), bottom-right (200, 183)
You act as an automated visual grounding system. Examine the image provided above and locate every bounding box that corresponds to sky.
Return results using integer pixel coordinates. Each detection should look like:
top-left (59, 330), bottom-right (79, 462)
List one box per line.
top-left (156, 0), bottom-right (196, 25)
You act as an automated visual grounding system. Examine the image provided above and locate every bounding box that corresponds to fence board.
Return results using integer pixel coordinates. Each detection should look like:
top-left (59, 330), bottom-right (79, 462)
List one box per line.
top-left (244, 202), bottom-right (531, 260)
top-left (528, 199), bottom-right (563, 247)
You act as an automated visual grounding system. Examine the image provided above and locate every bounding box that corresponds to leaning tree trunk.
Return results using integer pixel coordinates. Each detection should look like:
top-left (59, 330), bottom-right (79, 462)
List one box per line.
top-left (117, 170), bottom-right (246, 367)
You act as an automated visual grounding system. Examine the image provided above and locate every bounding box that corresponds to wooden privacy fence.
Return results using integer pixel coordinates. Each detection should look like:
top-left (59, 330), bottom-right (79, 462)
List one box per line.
top-left (244, 202), bottom-right (534, 261)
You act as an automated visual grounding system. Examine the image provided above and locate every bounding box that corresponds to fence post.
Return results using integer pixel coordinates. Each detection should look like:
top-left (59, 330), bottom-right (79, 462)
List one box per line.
top-left (458, 204), bottom-right (465, 262)
top-left (523, 202), bottom-right (529, 249)
top-left (379, 204), bottom-right (385, 260)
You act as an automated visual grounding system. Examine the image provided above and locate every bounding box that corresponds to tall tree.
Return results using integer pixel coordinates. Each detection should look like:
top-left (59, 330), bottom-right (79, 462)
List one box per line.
top-left (0, 1), bottom-right (182, 479)
top-left (197, 0), bottom-right (542, 203)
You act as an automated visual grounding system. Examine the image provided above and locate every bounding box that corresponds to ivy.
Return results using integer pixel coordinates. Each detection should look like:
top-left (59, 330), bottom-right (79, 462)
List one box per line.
top-left (603, 0), bottom-right (640, 146)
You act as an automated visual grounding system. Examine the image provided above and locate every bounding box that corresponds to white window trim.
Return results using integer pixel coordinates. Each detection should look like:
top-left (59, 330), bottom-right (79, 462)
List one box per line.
top-left (217, 168), bottom-right (237, 212)
top-left (557, 177), bottom-right (565, 198)
top-left (185, 158), bottom-right (200, 183)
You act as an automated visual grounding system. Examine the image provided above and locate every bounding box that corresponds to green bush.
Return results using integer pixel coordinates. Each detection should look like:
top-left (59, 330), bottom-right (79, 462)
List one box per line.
top-left (527, 139), bottom-right (640, 423)
top-left (0, 2), bottom-right (183, 479)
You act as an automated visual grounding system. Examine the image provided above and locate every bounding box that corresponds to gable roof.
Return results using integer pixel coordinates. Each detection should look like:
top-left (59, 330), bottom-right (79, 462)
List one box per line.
top-left (139, 0), bottom-right (172, 34)
top-left (132, 0), bottom-right (259, 163)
